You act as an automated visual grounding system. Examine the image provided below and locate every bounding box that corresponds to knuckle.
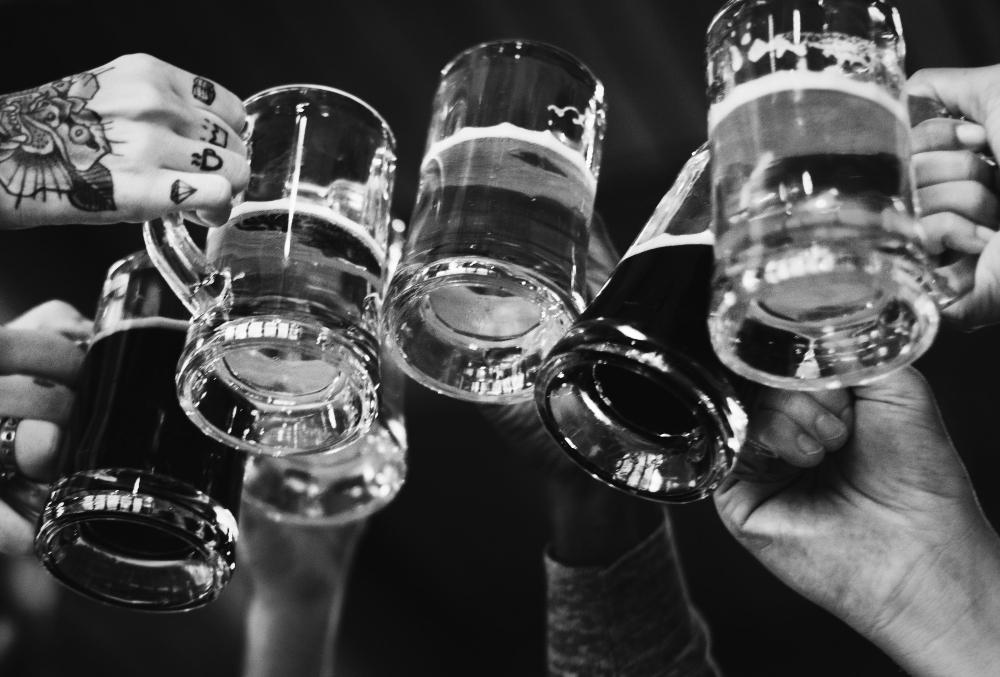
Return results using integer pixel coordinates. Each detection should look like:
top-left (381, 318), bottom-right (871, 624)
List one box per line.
top-left (126, 82), bottom-right (171, 117)
top-left (34, 300), bottom-right (80, 322)
top-left (117, 53), bottom-right (164, 76)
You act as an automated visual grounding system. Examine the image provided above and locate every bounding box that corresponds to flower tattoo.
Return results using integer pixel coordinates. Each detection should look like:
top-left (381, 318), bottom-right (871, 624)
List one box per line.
top-left (0, 72), bottom-right (115, 212)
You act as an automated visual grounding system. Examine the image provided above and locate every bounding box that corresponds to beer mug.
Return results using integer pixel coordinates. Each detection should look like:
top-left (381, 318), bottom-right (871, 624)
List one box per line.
top-left (706, 0), bottom-right (956, 390)
top-left (36, 251), bottom-right (246, 611)
top-left (383, 40), bottom-right (606, 403)
top-left (145, 86), bottom-right (395, 456)
top-left (536, 146), bottom-right (748, 503)
top-left (241, 356), bottom-right (407, 525)
top-left (243, 221), bottom-right (408, 523)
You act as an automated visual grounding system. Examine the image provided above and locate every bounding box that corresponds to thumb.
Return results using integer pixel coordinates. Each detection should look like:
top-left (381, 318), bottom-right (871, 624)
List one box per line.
top-left (907, 66), bottom-right (1000, 157)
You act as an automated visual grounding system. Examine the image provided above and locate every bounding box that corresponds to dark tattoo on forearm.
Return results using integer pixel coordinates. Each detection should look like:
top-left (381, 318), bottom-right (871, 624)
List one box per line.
top-left (0, 72), bottom-right (115, 211)
top-left (191, 148), bottom-right (223, 171)
top-left (201, 119), bottom-right (228, 148)
top-left (170, 179), bottom-right (197, 204)
top-left (192, 77), bottom-right (216, 105)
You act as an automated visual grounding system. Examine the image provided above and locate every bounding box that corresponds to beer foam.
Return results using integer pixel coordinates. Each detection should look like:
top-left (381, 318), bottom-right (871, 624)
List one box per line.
top-left (227, 199), bottom-right (386, 265)
top-left (623, 231), bottom-right (715, 260)
top-left (422, 123), bottom-right (598, 194)
top-left (708, 70), bottom-right (908, 134)
top-left (93, 316), bottom-right (189, 343)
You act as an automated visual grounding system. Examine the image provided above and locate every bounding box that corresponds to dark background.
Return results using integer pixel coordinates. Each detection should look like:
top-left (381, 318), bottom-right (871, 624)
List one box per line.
top-left (0, 0), bottom-right (998, 675)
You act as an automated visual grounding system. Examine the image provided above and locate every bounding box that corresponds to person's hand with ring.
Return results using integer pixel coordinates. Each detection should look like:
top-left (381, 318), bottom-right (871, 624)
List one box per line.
top-left (715, 370), bottom-right (1000, 677)
top-left (0, 300), bottom-right (90, 555)
top-left (0, 53), bottom-right (249, 230)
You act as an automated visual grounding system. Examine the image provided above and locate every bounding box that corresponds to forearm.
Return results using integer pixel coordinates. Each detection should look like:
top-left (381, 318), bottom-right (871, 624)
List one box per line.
top-left (546, 516), bottom-right (719, 677)
top-left (875, 523), bottom-right (1000, 677)
top-left (243, 590), bottom-right (346, 677)
top-left (545, 474), bottom-right (719, 677)
top-left (240, 521), bottom-right (365, 677)
top-left (546, 471), bottom-right (665, 567)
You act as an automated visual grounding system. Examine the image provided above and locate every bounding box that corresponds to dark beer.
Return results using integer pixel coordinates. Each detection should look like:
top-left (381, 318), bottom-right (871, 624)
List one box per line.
top-left (36, 253), bottom-right (247, 611)
top-left (535, 148), bottom-right (748, 503)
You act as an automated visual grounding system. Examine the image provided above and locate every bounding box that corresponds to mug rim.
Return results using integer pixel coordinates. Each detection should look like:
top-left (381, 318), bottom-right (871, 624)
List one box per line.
top-left (440, 40), bottom-right (602, 94)
top-left (243, 84), bottom-right (396, 148)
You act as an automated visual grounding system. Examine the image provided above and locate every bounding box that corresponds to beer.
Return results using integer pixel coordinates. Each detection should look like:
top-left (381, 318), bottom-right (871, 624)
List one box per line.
top-left (386, 124), bottom-right (595, 400)
top-left (36, 254), bottom-right (246, 611)
top-left (146, 85), bottom-right (395, 456)
top-left (383, 40), bottom-right (605, 403)
top-left (183, 203), bottom-right (383, 454)
top-left (535, 148), bottom-right (747, 503)
top-left (705, 12), bottom-right (940, 390)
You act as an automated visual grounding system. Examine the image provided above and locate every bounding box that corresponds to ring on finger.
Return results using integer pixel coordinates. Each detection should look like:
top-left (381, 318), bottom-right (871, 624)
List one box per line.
top-left (0, 416), bottom-right (21, 484)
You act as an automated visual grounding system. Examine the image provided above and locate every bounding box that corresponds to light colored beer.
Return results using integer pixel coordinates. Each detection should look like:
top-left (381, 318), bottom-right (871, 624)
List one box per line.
top-left (385, 123), bottom-right (596, 400)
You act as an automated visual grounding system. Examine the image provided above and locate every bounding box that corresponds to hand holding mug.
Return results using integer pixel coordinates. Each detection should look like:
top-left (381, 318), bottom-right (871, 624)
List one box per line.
top-left (715, 370), bottom-right (1000, 677)
top-left (0, 54), bottom-right (249, 229)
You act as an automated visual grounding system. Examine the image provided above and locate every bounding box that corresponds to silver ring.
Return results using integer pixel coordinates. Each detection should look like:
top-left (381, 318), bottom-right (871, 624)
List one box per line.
top-left (0, 416), bottom-right (21, 484)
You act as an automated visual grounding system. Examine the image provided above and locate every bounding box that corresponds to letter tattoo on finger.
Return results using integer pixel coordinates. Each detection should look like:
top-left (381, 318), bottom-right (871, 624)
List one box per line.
top-left (200, 119), bottom-right (228, 148)
top-left (192, 77), bottom-right (216, 106)
top-left (191, 148), bottom-right (223, 171)
top-left (170, 179), bottom-right (197, 204)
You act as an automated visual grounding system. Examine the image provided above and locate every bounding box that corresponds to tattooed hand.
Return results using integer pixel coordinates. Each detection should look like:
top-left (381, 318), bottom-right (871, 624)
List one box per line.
top-left (0, 54), bottom-right (249, 229)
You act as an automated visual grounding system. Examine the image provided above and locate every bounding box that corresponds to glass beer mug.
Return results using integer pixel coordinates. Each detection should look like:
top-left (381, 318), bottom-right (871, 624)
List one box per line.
top-left (145, 86), bottom-right (396, 456)
top-left (36, 251), bottom-right (246, 610)
top-left (241, 357), bottom-right (407, 525)
top-left (383, 41), bottom-right (606, 403)
top-left (536, 146), bottom-right (748, 502)
top-left (243, 223), bottom-right (409, 523)
top-left (706, 0), bottom-right (957, 389)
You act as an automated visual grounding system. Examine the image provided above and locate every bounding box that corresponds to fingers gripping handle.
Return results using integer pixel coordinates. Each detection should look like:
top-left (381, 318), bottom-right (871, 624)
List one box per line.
top-left (143, 215), bottom-right (232, 318)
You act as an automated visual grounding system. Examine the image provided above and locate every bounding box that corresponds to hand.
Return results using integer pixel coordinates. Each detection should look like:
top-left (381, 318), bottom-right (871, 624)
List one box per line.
top-left (0, 54), bottom-right (249, 230)
top-left (715, 369), bottom-right (1000, 677)
top-left (479, 213), bottom-right (664, 566)
top-left (0, 301), bottom-right (90, 555)
top-left (907, 66), bottom-right (1000, 330)
top-left (239, 505), bottom-right (365, 677)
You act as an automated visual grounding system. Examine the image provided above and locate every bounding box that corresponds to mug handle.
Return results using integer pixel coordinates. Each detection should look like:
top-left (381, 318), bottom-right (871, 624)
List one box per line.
top-left (143, 215), bottom-right (232, 318)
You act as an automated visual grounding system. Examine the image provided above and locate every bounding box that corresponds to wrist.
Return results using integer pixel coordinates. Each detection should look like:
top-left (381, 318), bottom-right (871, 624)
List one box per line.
top-left (869, 521), bottom-right (1000, 677)
top-left (546, 470), bottom-right (664, 567)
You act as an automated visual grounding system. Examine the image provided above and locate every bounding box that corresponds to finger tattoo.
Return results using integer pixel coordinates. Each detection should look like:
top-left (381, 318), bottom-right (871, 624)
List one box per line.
top-left (170, 179), bottom-right (197, 205)
top-left (191, 148), bottom-right (223, 171)
top-left (192, 77), bottom-right (217, 105)
top-left (201, 119), bottom-right (229, 148)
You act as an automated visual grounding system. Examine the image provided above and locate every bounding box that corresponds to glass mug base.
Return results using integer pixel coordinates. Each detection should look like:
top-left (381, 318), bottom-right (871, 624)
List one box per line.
top-left (35, 469), bottom-right (237, 612)
top-left (710, 232), bottom-right (940, 390)
top-left (535, 326), bottom-right (746, 503)
top-left (178, 313), bottom-right (378, 456)
top-left (242, 420), bottom-right (407, 526)
top-left (384, 258), bottom-right (578, 402)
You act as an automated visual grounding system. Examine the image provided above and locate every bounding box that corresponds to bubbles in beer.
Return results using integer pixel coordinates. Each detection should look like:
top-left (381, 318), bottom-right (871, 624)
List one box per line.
top-left (386, 123), bottom-right (597, 401)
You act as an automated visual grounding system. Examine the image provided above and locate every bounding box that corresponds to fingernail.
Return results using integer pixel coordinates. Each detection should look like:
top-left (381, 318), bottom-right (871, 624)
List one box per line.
top-left (840, 406), bottom-right (855, 428)
top-left (956, 123), bottom-right (988, 147)
top-left (796, 433), bottom-right (824, 456)
top-left (815, 412), bottom-right (848, 441)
